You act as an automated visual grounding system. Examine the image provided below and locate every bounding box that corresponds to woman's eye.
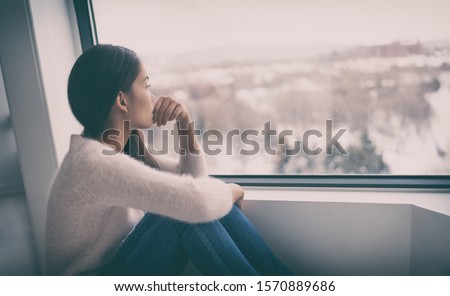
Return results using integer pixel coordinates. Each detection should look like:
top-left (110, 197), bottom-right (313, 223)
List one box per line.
top-left (146, 84), bottom-right (151, 89)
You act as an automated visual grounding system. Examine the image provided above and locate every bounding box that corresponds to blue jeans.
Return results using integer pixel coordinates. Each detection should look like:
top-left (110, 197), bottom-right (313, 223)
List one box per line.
top-left (97, 204), bottom-right (293, 275)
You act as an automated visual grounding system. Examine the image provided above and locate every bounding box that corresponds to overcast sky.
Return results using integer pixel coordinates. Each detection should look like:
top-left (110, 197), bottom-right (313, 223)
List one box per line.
top-left (93, 0), bottom-right (450, 55)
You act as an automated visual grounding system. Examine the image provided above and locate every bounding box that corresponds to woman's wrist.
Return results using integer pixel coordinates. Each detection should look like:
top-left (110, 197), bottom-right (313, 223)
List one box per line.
top-left (227, 183), bottom-right (245, 210)
top-left (176, 112), bottom-right (200, 154)
top-left (227, 183), bottom-right (245, 202)
top-left (177, 111), bottom-right (191, 128)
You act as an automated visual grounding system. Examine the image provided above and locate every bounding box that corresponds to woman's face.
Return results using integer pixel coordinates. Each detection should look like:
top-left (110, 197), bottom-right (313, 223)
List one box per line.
top-left (125, 65), bottom-right (156, 129)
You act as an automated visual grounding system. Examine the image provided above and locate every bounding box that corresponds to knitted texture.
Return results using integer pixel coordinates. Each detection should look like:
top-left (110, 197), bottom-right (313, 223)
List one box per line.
top-left (45, 134), bottom-right (233, 275)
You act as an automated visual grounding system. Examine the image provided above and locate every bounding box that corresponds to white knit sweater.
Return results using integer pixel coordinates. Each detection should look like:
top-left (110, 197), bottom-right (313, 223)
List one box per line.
top-left (45, 134), bottom-right (233, 275)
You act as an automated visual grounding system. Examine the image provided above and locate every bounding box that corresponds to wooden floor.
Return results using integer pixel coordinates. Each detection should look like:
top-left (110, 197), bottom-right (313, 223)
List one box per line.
top-left (0, 194), bottom-right (39, 275)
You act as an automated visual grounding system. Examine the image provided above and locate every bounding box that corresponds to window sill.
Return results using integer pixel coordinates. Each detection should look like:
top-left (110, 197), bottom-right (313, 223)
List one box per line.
top-left (213, 174), bottom-right (450, 189)
top-left (240, 186), bottom-right (450, 216)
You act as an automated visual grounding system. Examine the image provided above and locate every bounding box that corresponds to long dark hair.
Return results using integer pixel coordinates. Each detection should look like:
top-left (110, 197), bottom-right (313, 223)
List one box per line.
top-left (68, 44), bottom-right (160, 169)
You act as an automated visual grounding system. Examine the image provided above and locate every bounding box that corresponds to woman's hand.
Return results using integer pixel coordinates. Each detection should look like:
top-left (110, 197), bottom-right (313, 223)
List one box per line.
top-left (152, 96), bottom-right (189, 127)
top-left (227, 183), bottom-right (245, 210)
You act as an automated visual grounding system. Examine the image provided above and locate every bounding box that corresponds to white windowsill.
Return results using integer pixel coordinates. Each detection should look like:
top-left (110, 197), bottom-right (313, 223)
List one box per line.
top-left (243, 186), bottom-right (450, 216)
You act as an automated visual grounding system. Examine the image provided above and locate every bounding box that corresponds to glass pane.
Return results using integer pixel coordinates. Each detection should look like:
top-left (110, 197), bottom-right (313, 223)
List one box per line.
top-left (92, 0), bottom-right (450, 174)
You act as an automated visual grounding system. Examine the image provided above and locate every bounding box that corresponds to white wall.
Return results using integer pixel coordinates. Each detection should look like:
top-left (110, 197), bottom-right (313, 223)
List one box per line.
top-left (411, 206), bottom-right (450, 275)
top-left (29, 0), bottom-right (83, 163)
top-left (243, 188), bottom-right (450, 275)
top-left (244, 201), bottom-right (411, 275)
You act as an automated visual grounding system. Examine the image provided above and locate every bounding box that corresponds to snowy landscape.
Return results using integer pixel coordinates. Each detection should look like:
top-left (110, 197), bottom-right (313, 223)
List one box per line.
top-left (141, 41), bottom-right (450, 175)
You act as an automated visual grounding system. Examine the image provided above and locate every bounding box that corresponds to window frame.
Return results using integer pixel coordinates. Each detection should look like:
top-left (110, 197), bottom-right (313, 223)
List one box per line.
top-left (73, 0), bottom-right (450, 189)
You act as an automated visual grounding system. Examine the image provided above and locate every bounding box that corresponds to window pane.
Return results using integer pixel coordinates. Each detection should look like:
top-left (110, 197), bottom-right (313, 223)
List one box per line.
top-left (92, 0), bottom-right (450, 174)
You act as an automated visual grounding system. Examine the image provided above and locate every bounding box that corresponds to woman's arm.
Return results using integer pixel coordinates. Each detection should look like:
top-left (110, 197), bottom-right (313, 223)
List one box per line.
top-left (82, 149), bottom-right (233, 223)
top-left (152, 152), bottom-right (207, 178)
top-left (176, 112), bottom-right (200, 155)
top-left (152, 96), bottom-right (207, 177)
top-left (150, 95), bottom-right (245, 209)
top-left (150, 154), bottom-right (180, 174)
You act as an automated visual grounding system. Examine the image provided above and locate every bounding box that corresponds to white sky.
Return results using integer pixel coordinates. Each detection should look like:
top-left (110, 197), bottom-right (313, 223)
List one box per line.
top-left (93, 0), bottom-right (450, 55)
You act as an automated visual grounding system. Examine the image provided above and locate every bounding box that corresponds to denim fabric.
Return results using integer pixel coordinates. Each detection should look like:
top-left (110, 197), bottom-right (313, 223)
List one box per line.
top-left (97, 204), bottom-right (293, 276)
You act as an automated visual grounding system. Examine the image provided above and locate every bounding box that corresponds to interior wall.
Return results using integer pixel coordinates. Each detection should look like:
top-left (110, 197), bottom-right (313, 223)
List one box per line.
top-left (0, 55), bottom-right (38, 276)
top-left (0, 0), bottom-right (85, 274)
top-left (410, 206), bottom-right (450, 275)
top-left (0, 0), bottom-right (59, 274)
top-left (243, 201), bottom-right (412, 275)
top-left (0, 65), bottom-right (23, 196)
top-left (29, 0), bottom-right (83, 164)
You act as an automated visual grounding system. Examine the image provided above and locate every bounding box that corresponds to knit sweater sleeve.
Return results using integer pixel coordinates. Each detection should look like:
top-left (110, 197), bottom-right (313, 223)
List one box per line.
top-left (82, 150), bottom-right (232, 223)
top-left (152, 151), bottom-right (208, 178)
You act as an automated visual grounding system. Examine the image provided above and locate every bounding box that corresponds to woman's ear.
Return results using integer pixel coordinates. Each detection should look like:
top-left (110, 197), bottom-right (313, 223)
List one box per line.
top-left (115, 91), bottom-right (128, 112)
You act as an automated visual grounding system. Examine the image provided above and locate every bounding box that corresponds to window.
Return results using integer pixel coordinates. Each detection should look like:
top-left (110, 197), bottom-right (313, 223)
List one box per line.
top-left (89, 0), bottom-right (450, 176)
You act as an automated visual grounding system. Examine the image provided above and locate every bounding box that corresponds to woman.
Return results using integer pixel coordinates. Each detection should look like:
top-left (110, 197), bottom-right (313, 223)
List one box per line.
top-left (45, 44), bottom-right (292, 276)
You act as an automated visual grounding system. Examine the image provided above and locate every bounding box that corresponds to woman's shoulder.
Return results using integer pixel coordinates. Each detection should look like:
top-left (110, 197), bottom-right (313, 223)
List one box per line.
top-left (50, 133), bottom-right (187, 197)
top-left (62, 135), bottom-right (127, 169)
top-left (62, 134), bottom-right (162, 179)
top-left (48, 134), bottom-right (142, 200)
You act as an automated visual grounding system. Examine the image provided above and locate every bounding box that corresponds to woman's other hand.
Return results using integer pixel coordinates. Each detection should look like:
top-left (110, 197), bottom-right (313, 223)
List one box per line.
top-left (227, 183), bottom-right (245, 210)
